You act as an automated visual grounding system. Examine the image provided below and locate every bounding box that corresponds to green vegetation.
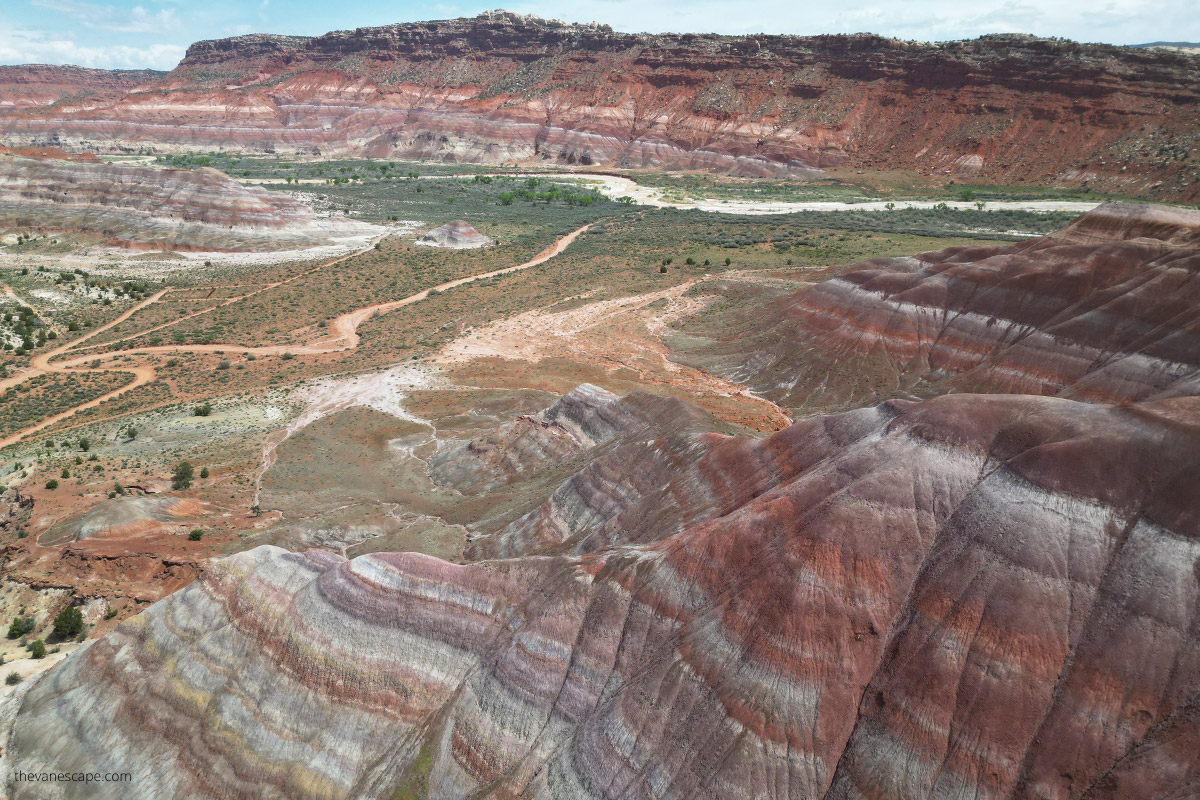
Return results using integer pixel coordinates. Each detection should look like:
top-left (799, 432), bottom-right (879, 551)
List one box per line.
top-left (28, 639), bottom-right (46, 659)
top-left (52, 607), bottom-right (84, 640)
top-left (7, 617), bottom-right (35, 639)
top-left (5, 672), bottom-right (20, 686)
top-left (172, 461), bottom-right (194, 490)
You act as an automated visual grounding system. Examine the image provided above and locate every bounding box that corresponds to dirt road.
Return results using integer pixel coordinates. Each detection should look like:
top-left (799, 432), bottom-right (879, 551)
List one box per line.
top-left (0, 225), bottom-right (591, 449)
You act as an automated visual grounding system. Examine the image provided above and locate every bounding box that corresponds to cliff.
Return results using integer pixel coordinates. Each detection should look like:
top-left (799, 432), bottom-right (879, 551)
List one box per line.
top-left (0, 12), bottom-right (1197, 199)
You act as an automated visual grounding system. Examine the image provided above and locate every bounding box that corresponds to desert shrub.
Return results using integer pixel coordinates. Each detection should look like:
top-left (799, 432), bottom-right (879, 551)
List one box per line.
top-left (29, 639), bottom-right (46, 659)
top-left (52, 606), bottom-right (83, 639)
top-left (7, 617), bottom-right (35, 639)
top-left (44, 479), bottom-right (58, 490)
top-left (172, 461), bottom-right (194, 490)
top-left (5, 672), bottom-right (19, 686)
top-left (188, 530), bottom-right (204, 541)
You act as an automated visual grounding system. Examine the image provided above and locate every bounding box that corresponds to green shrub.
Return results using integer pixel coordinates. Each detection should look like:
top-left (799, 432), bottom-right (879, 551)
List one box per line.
top-left (5, 672), bottom-right (19, 686)
top-left (44, 479), bottom-right (58, 490)
top-left (52, 607), bottom-right (83, 639)
top-left (28, 639), bottom-right (46, 659)
top-left (7, 617), bottom-right (35, 639)
top-left (188, 530), bottom-right (204, 541)
top-left (172, 461), bottom-right (194, 490)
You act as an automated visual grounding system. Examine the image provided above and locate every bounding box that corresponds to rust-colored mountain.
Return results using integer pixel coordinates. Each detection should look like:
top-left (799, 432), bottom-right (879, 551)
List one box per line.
top-left (0, 11), bottom-right (1197, 200)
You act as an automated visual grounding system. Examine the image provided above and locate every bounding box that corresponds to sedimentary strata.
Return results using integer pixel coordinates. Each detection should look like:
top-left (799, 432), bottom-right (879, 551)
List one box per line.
top-left (695, 201), bottom-right (1200, 412)
top-left (7, 390), bottom-right (1198, 799)
top-left (0, 152), bottom-right (374, 251)
top-left (417, 220), bottom-right (494, 249)
top-left (1, 12), bottom-right (1197, 199)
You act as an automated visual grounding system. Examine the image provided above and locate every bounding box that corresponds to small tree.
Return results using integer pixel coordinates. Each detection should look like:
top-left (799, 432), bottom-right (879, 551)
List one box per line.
top-left (61, 467), bottom-right (70, 479)
top-left (78, 437), bottom-right (90, 452)
top-left (188, 529), bottom-right (204, 541)
top-left (200, 467), bottom-right (209, 479)
top-left (172, 461), bottom-right (194, 490)
top-left (44, 479), bottom-right (58, 490)
top-left (194, 402), bottom-right (212, 417)
top-left (7, 617), bottom-right (35, 639)
top-left (29, 639), bottom-right (46, 659)
top-left (52, 606), bottom-right (84, 639)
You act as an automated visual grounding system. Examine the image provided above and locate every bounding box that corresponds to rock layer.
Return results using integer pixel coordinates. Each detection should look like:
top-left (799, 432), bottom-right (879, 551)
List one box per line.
top-left (417, 220), bottom-right (494, 249)
top-left (0, 152), bottom-right (373, 250)
top-left (697, 201), bottom-right (1200, 413)
top-left (1, 12), bottom-right (1197, 198)
top-left (7, 390), bottom-right (1199, 799)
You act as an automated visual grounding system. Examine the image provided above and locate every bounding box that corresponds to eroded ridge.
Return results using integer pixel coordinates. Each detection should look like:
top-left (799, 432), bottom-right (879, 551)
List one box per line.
top-left (700, 202), bottom-right (1200, 412)
top-left (9, 391), bottom-right (1198, 800)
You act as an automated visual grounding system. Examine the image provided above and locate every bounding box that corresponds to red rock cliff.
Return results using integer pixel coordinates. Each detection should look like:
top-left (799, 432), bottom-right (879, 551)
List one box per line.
top-left (0, 12), bottom-right (1196, 199)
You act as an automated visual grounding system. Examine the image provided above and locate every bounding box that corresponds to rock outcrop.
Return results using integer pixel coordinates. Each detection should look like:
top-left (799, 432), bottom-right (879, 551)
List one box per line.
top-left (0, 65), bottom-right (157, 110)
top-left (691, 201), bottom-right (1200, 413)
top-left (0, 152), bottom-right (376, 250)
top-left (1, 13), bottom-right (1197, 199)
top-left (7, 390), bottom-right (1198, 799)
top-left (417, 220), bottom-right (494, 249)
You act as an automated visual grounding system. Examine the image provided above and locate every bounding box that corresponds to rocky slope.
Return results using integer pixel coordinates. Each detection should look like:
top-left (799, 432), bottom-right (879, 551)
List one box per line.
top-left (1, 12), bottom-right (1198, 199)
top-left (0, 65), bottom-right (158, 110)
top-left (6, 389), bottom-right (1198, 799)
top-left (0, 152), bottom-right (375, 250)
top-left (417, 220), bottom-right (494, 249)
top-left (683, 201), bottom-right (1200, 413)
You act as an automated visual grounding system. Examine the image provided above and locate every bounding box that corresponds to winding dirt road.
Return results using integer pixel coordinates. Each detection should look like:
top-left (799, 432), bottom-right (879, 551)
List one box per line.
top-left (0, 224), bottom-right (590, 450)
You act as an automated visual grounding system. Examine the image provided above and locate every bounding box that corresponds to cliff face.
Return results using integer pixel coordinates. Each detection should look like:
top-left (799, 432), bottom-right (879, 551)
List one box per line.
top-left (687, 202), bottom-right (1200, 413)
top-left (0, 152), bottom-right (371, 250)
top-left (1, 12), bottom-right (1197, 198)
top-left (8, 391), bottom-right (1198, 800)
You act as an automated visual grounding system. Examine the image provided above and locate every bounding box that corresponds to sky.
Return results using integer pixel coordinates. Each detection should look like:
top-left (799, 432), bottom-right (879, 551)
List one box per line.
top-left (1, 0), bottom-right (1198, 71)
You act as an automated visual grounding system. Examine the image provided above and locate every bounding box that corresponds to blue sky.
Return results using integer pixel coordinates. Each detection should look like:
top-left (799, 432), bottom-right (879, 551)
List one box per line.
top-left (2, 0), bottom-right (1197, 70)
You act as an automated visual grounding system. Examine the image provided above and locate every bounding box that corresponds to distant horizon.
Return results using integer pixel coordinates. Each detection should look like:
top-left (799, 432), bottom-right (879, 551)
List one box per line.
top-left (2, 2), bottom-right (1198, 70)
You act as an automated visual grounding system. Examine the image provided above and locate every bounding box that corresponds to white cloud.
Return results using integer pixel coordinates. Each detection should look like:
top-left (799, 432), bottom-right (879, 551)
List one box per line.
top-left (29, 0), bottom-right (181, 34)
top-left (0, 26), bottom-right (184, 69)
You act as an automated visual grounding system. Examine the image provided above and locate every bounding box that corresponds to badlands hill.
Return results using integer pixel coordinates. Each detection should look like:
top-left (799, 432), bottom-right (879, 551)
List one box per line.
top-left (0, 11), bottom-right (1197, 200)
top-left (5, 204), bottom-right (1200, 799)
top-left (9, 389), bottom-right (1198, 799)
top-left (682, 201), bottom-right (1200, 413)
top-left (0, 151), bottom-right (374, 250)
